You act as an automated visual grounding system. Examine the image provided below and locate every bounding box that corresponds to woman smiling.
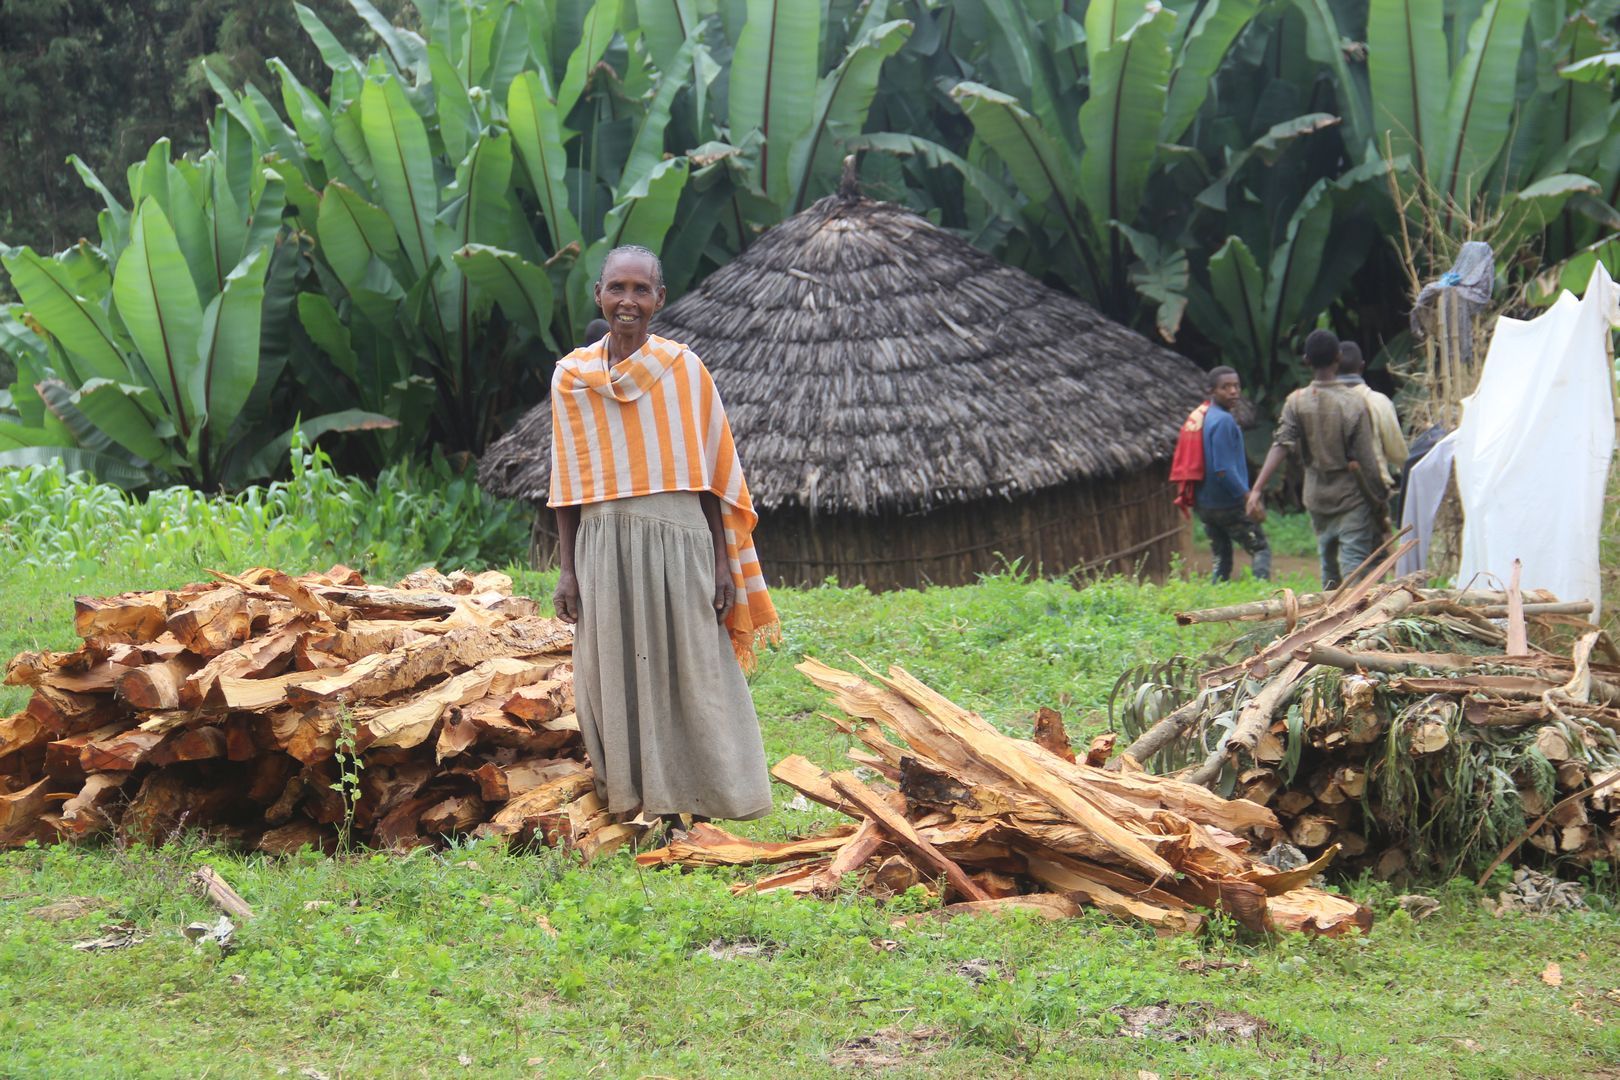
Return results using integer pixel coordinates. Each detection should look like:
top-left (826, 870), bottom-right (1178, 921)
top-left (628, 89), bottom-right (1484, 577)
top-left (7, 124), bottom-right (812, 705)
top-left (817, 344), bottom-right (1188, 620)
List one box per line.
top-left (547, 245), bottom-right (777, 830)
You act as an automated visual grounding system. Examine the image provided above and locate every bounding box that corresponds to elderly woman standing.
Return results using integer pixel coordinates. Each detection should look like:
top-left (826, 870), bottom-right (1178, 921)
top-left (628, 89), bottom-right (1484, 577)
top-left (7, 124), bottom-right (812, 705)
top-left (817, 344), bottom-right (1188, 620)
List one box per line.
top-left (548, 245), bottom-right (776, 827)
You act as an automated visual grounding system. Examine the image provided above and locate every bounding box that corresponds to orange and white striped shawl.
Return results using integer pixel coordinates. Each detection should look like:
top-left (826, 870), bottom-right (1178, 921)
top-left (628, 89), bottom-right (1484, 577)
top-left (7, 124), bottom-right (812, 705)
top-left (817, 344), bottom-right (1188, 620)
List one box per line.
top-left (547, 334), bottom-right (778, 669)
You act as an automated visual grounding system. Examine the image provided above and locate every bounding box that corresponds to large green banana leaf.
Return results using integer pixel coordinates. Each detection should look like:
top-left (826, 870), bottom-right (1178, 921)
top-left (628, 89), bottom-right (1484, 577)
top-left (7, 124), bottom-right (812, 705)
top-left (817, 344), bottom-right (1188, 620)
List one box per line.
top-left (557, 0), bottom-right (623, 117)
top-left (1367, 0), bottom-right (1448, 177)
top-left (1290, 0), bottom-right (1375, 159)
top-left (1077, 4), bottom-right (1174, 234)
top-left (787, 19), bottom-right (913, 213)
top-left (623, 37), bottom-right (697, 193)
top-left (191, 245), bottom-right (272, 456)
top-left (0, 247), bottom-right (131, 384)
top-left (1161, 0), bottom-right (1262, 143)
top-left (635, 0), bottom-right (698, 73)
top-left (359, 77), bottom-right (440, 276)
top-left (1437, 0), bottom-right (1532, 207)
top-left (297, 293), bottom-right (361, 382)
top-left (46, 378), bottom-right (175, 468)
top-left (428, 44), bottom-right (476, 165)
top-left (600, 157), bottom-right (691, 256)
top-left (981, 0), bottom-right (1069, 143)
top-left (949, 82), bottom-right (1079, 212)
top-left (1205, 235), bottom-right (1268, 376)
top-left (68, 156), bottom-right (131, 256)
top-left (730, 0), bottom-right (823, 207)
top-left (317, 181), bottom-right (402, 289)
top-left (849, 132), bottom-right (1023, 226)
top-left (453, 245), bottom-right (558, 346)
top-left (112, 199), bottom-right (205, 440)
top-left (509, 71), bottom-right (584, 253)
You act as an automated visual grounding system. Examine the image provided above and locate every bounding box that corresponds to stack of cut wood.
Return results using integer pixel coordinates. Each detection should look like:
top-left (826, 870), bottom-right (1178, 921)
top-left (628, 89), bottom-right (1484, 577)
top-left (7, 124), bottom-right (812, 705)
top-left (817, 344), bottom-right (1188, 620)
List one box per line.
top-left (1113, 545), bottom-right (1620, 882)
top-left (639, 658), bottom-right (1372, 936)
top-left (0, 566), bottom-right (640, 858)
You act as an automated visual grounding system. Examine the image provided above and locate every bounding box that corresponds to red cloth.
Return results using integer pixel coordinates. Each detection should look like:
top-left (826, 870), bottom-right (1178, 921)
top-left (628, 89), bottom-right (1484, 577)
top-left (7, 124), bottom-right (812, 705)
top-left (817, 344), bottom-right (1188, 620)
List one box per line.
top-left (1168, 401), bottom-right (1210, 518)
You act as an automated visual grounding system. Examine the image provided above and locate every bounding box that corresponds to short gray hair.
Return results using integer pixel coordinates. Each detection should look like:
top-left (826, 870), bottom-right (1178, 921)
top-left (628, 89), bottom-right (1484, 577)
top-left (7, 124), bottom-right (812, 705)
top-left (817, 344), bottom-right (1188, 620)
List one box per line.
top-left (599, 244), bottom-right (665, 288)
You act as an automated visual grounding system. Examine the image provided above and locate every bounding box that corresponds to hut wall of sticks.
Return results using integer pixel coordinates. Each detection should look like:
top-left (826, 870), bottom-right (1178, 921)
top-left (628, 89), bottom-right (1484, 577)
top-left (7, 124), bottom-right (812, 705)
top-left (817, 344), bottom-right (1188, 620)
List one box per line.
top-left (480, 182), bottom-right (1206, 591)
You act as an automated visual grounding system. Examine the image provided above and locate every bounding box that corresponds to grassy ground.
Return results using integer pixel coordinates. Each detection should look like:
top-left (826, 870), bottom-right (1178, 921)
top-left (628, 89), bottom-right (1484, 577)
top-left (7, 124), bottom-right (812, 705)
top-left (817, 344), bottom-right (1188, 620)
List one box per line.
top-left (4, 556), bottom-right (1620, 1078)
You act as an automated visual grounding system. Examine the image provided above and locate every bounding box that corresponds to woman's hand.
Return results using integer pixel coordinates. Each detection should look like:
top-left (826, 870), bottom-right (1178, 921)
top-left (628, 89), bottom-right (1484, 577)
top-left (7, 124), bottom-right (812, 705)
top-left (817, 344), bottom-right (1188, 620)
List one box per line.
top-left (553, 570), bottom-right (581, 624)
top-left (713, 559), bottom-right (736, 624)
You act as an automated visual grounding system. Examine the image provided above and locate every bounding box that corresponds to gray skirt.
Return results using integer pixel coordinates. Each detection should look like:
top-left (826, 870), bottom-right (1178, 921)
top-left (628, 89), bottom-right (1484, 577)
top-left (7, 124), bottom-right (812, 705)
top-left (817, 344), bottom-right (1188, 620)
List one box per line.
top-left (573, 491), bottom-right (772, 821)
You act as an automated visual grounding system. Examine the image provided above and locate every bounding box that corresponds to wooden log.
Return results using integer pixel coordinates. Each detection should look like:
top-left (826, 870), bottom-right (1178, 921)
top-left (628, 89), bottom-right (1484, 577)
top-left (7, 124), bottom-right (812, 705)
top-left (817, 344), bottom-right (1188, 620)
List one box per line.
top-left (1289, 814), bottom-right (1336, 848)
top-left (471, 757), bottom-right (587, 803)
top-left (116, 656), bottom-right (204, 710)
top-left (122, 769), bottom-right (240, 840)
top-left (1557, 760), bottom-right (1589, 791)
top-left (827, 770), bottom-right (992, 903)
top-left (1188, 573), bottom-right (1420, 786)
top-left (245, 754), bottom-right (300, 806)
top-left (288, 620), bottom-right (571, 707)
top-left (1310, 770), bottom-right (1346, 805)
top-left (219, 669), bottom-right (330, 711)
top-left (635, 822), bottom-right (859, 867)
top-left (870, 854), bottom-right (923, 896)
top-left (191, 865), bottom-right (255, 920)
top-left (1409, 719), bottom-right (1451, 755)
top-left (356, 657), bottom-right (554, 751)
top-left (1238, 768), bottom-right (1281, 805)
top-left (1112, 696), bottom-right (1206, 770)
top-left (1535, 727), bottom-right (1572, 762)
top-left (151, 725), bottom-right (228, 765)
top-left (374, 790), bottom-right (445, 847)
top-left (501, 679), bottom-right (570, 723)
top-left (80, 727), bottom-right (165, 772)
top-left (26, 684), bottom-right (125, 737)
top-left (475, 772), bottom-right (597, 841)
top-left (45, 723), bottom-right (124, 778)
top-left (166, 589), bottom-right (256, 656)
top-left (256, 820), bottom-right (328, 856)
top-left (1276, 790), bottom-right (1315, 816)
top-left (181, 625), bottom-right (304, 708)
top-left (1334, 765), bottom-right (1368, 799)
top-left (74, 591), bottom-right (168, 644)
top-left (0, 778), bottom-right (52, 846)
top-left (420, 793), bottom-right (487, 836)
top-left (0, 712), bottom-right (46, 759)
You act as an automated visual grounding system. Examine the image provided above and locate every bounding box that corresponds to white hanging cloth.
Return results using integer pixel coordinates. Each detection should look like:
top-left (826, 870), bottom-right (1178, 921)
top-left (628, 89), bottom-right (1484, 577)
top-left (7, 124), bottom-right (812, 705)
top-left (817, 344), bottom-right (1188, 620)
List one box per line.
top-left (1454, 263), bottom-right (1619, 618)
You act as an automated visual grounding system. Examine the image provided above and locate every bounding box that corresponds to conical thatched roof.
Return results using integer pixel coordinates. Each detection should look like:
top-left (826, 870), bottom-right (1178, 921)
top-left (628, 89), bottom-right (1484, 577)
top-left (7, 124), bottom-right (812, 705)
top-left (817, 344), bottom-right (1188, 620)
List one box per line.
top-left (480, 193), bottom-right (1206, 515)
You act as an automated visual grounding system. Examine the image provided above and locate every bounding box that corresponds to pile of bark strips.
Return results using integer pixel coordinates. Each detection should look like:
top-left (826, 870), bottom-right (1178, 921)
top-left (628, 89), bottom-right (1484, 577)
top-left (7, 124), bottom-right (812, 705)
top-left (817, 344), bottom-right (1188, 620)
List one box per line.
top-left (1111, 543), bottom-right (1620, 885)
top-left (639, 657), bottom-right (1372, 936)
top-left (0, 566), bottom-right (643, 857)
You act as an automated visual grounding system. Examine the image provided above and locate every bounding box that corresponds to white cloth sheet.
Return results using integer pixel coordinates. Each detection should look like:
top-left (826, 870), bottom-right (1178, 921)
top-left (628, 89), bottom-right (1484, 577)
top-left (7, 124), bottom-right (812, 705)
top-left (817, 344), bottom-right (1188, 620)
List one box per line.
top-left (1454, 264), bottom-right (1619, 618)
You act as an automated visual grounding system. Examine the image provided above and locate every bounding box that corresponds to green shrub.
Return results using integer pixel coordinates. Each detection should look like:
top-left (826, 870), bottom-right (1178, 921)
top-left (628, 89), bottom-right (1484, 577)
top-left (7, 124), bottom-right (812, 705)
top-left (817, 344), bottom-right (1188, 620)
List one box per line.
top-left (0, 438), bottom-right (529, 580)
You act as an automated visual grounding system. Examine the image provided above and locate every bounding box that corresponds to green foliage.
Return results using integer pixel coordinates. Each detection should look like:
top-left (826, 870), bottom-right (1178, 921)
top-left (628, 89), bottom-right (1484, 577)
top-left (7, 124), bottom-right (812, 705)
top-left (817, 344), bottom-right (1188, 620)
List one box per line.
top-left (0, 439), bottom-right (529, 585)
top-left (331, 708), bottom-right (365, 852)
top-left (8, 0), bottom-right (1620, 487)
top-left (0, 109), bottom-right (398, 488)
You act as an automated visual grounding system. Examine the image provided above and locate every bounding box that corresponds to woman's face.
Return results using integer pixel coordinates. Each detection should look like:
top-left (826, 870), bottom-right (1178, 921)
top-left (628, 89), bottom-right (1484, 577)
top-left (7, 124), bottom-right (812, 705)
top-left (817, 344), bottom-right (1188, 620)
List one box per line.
top-left (595, 254), bottom-right (666, 340)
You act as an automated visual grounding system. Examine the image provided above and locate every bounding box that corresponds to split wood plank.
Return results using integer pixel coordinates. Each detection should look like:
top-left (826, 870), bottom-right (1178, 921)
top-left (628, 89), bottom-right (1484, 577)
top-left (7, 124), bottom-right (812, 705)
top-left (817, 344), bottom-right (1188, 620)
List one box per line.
top-left (827, 770), bottom-right (992, 902)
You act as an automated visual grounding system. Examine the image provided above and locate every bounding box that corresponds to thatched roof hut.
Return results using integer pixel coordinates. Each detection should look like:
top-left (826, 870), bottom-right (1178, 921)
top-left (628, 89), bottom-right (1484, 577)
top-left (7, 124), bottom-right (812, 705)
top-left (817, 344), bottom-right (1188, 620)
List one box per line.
top-left (479, 189), bottom-right (1207, 590)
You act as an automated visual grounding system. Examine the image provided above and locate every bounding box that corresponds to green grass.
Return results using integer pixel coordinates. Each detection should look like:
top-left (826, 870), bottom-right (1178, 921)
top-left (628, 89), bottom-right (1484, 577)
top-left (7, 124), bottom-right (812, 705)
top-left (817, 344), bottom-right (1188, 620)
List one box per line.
top-left (4, 556), bottom-right (1620, 1077)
